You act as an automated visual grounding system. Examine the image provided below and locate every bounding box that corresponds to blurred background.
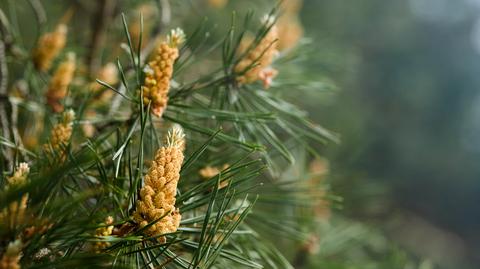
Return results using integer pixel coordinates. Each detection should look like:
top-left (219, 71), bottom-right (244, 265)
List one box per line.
top-left (301, 0), bottom-right (480, 268)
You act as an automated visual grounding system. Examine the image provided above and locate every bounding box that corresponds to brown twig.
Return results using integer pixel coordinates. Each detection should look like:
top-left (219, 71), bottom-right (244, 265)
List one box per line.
top-left (0, 11), bottom-right (29, 166)
top-left (0, 8), bottom-right (13, 49)
top-left (87, 0), bottom-right (117, 76)
top-left (10, 97), bottom-right (27, 162)
top-left (0, 39), bottom-right (13, 168)
top-left (112, 222), bottom-right (136, 237)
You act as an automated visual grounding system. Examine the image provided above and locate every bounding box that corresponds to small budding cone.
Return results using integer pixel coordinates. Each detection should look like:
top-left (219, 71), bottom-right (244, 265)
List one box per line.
top-left (91, 62), bottom-right (119, 92)
top-left (22, 111), bottom-right (44, 149)
top-left (142, 28), bottom-right (185, 117)
top-left (44, 110), bottom-right (75, 161)
top-left (199, 164), bottom-right (230, 189)
top-left (0, 163), bottom-right (30, 229)
top-left (90, 62), bottom-right (119, 102)
top-left (3, 196), bottom-right (28, 229)
top-left (132, 126), bottom-right (185, 241)
top-left (93, 216), bottom-right (114, 252)
top-left (33, 24), bottom-right (67, 72)
top-left (81, 110), bottom-right (97, 138)
top-left (7, 163), bottom-right (29, 186)
top-left (0, 240), bottom-right (22, 269)
top-left (234, 15), bottom-right (279, 88)
top-left (23, 219), bottom-right (53, 240)
top-left (199, 166), bottom-right (221, 179)
top-left (309, 158), bottom-right (331, 221)
top-left (46, 53), bottom-right (76, 112)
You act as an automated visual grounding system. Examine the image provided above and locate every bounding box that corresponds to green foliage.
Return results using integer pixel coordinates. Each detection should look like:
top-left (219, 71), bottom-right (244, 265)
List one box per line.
top-left (0, 1), bottom-right (428, 268)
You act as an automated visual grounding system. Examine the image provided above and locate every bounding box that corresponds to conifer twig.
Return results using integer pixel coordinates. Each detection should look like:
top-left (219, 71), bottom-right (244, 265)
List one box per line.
top-left (0, 13), bottom-right (13, 167)
top-left (0, 42), bottom-right (6, 96)
top-left (87, 0), bottom-right (117, 75)
top-left (0, 39), bottom-right (12, 168)
top-left (0, 9), bottom-right (12, 48)
top-left (10, 99), bottom-right (26, 161)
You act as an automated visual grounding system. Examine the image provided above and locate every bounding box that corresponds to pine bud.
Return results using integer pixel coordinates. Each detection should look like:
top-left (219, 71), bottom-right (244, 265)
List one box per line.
top-left (0, 240), bottom-right (22, 269)
top-left (2, 195), bottom-right (28, 229)
top-left (6, 163), bottom-right (29, 186)
top-left (93, 216), bottom-right (114, 252)
top-left (90, 63), bottom-right (119, 98)
top-left (198, 166), bottom-right (220, 179)
top-left (199, 164), bottom-right (230, 189)
top-left (142, 28), bottom-right (185, 117)
top-left (44, 110), bottom-right (75, 160)
top-left (46, 53), bottom-right (76, 112)
top-left (235, 15), bottom-right (279, 89)
top-left (23, 219), bottom-right (53, 240)
top-left (81, 110), bottom-right (97, 138)
top-left (33, 24), bottom-right (67, 72)
top-left (132, 125), bottom-right (185, 241)
top-left (309, 158), bottom-right (331, 221)
top-left (1, 163), bottom-right (30, 229)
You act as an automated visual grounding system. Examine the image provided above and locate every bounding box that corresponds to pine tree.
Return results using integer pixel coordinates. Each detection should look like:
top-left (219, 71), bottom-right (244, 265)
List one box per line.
top-left (0, 1), bottom-right (430, 268)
